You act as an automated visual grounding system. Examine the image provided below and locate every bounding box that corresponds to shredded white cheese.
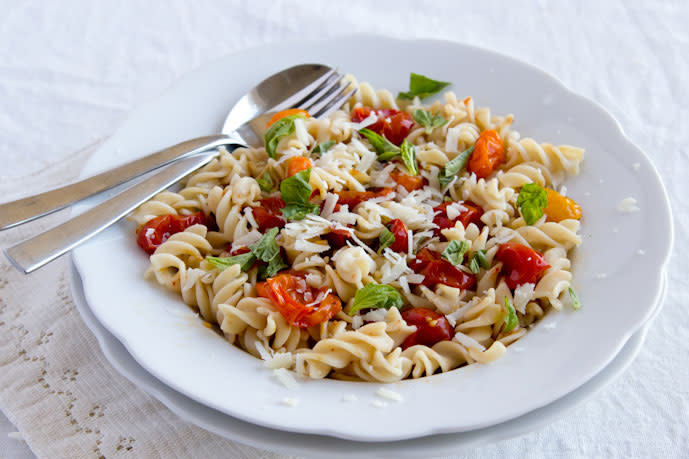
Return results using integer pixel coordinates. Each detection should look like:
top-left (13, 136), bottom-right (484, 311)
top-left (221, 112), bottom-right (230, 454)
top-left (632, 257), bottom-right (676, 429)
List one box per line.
top-left (454, 331), bottom-right (485, 351)
top-left (371, 400), bottom-right (388, 408)
top-left (265, 352), bottom-right (293, 369)
top-left (273, 368), bottom-right (298, 390)
top-left (632, 162), bottom-right (641, 171)
top-left (617, 197), bottom-right (640, 213)
top-left (352, 315), bottom-right (364, 330)
top-left (362, 308), bottom-right (388, 323)
top-left (513, 283), bottom-right (535, 314)
top-left (232, 230), bottom-right (262, 248)
top-left (293, 118), bottom-right (311, 146)
top-left (407, 229), bottom-right (414, 257)
top-left (595, 273), bottom-right (608, 279)
top-left (350, 112), bottom-right (378, 130)
top-left (559, 185), bottom-right (568, 197)
top-left (320, 192), bottom-right (339, 218)
top-left (542, 322), bottom-right (557, 329)
top-left (445, 202), bottom-right (467, 220)
top-left (376, 388), bottom-right (404, 402)
top-left (406, 273), bottom-right (425, 284)
top-left (281, 397), bottom-right (299, 407)
top-left (342, 394), bottom-right (358, 402)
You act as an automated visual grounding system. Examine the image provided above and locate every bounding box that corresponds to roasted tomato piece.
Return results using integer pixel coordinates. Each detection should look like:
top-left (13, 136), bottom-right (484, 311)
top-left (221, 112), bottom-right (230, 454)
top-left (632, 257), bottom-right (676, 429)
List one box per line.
top-left (335, 187), bottom-right (394, 210)
top-left (324, 227), bottom-right (353, 249)
top-left (401, 307), bottom-right (454, 349)
top-left (410, 248), bottom-right (476, 290)
top-left (351, 106), bottom-right (414, 145)
top-left (256, 272), bottom-right (342, 328)
top-left (468, 129), bottom-right (505, 179)
top-left (252, 197), bottom-right (286, 232)
top-left (287, 156), bottom-right (313, 177)
top-left (266, 108), bottom-right (310, 128)
top-left (495, 243), bottom-right (550, 289)
top-left (137, 212), bottom-right (208, 254)
top-left (390, 169), bottom-right (427, 192)
top-left (387, 219), bottom-right (409, 253)
top-left (543, 188), bottom-right (582, 222)
top-left (432, 201), bottom-right (484, 236)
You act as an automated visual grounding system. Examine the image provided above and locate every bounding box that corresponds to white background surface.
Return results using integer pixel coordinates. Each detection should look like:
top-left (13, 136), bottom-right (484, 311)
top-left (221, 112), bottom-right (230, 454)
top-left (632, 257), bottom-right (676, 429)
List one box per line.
top-left (0, 1), bottom-right (687, 457)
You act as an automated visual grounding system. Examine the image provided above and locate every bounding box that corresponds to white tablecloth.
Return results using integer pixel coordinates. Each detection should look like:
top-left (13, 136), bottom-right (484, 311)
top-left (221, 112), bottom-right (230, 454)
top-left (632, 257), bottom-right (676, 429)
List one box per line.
top-left (1, 1), bottom-right (687, 457)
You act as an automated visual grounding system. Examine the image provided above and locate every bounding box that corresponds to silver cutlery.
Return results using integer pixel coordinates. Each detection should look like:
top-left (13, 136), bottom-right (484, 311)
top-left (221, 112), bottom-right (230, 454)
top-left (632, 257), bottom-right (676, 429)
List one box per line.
top-left (4, 65), bottom-right (354, 273)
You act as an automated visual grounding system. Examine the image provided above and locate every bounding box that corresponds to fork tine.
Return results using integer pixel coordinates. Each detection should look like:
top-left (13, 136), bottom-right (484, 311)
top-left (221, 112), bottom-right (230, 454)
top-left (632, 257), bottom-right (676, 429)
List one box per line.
top-left (313, 88), bottom-right (357, 119)
top-left (303, 81), bottom-right (349, 115)
top-left (295, 73), bottom-right (343, 112)
top-left (270, 67), bottom-right (338, 113)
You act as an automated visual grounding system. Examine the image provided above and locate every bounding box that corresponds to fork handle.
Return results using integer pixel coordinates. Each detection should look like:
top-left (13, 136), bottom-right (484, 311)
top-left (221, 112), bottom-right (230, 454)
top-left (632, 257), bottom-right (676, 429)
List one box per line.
top-left (0, 134), bottom-right (233, 231)
top-left (4, 149), bottom-right (224, 274)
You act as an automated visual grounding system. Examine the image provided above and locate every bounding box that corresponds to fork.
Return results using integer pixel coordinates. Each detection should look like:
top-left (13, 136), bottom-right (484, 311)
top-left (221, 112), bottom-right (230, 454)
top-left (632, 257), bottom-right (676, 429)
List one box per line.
top-left (4, 75), bottom-right (355, 273)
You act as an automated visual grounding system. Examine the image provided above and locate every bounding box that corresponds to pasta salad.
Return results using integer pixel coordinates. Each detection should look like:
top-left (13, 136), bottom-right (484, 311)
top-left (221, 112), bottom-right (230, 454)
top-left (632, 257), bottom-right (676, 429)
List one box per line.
top-left (131, 73), bottom-right (584, 382)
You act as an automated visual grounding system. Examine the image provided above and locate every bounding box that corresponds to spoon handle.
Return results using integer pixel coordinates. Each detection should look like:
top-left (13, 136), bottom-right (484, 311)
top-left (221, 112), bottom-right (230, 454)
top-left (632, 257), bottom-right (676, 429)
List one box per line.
top-left (4, 149), bottom-right (224, 273)
top-left (0, 134), bottom-right (233, 231)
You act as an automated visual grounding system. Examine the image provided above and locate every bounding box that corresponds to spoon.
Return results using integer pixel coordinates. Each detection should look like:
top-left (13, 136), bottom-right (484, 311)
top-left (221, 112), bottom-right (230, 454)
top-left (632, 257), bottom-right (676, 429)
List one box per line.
top-left (0, 63), bottom-right (336, 231)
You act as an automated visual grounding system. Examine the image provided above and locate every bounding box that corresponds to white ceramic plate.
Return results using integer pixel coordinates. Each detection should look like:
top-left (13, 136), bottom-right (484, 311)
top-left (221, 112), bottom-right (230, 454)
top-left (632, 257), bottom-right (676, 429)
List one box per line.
top-left (70, 261), bottom-right (666, 458)
top-left (71, 36), bottom-right (673, 441)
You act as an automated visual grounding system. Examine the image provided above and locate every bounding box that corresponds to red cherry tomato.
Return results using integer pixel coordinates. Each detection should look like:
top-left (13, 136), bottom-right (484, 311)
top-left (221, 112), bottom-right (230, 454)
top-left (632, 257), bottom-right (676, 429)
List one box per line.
top-left (287, 157), bottom-right (313, 177)
top-left (335, 187), bottom-right (394, 210)
top-left (387, 219), bottom-right (409, 253)
top-left (323, 226), bottom-right (353, 249)
top-left (468, 129), bottom-right (505, 179)
top-left (410, 248), bottom-right (477, 290)
top-left (351, 107), bottom-right (415, 146)
top-left (137, 212), bottom-right (209, 254)
top-left (401, 307), bottom-right (455, 349)
top-left (256, 272), bottom-right (342, 328)
top-left (390, 169), bottom-right (427, 192)
top-left (495, 243), bottom-right (550, 289)
top-left (252, 197), bottom-right (286, 232)
top-left (432, 201), bottom-right (484, 236)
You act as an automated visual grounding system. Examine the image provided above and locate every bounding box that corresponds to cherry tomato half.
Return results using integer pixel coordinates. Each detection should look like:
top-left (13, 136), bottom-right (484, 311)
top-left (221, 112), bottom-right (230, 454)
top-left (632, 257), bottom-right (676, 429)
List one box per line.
top-left (287, 156), bottom-right (313, 177)
top-left (390, 169), bottom-right (427, 192)
top-left (136, 212), bottom-right (209, 254)
top-left (335, 187), bottom-right (394, 210)
top-left (266, 108), bottom-right (310, 128)
top-left (495, 243), bottom-right (550, 289)
top-left (433, 201), bottom-right (484, 237)
top-left (401, 307), bottom-right (454, 349)
top-left (387, 219), bottom-right (409, 253)
top-left (323, 226), bottom-right (353, 249)
top-left (468, 129), bottom-right (505, 179)
top-left (351, 107), bottom-right (415, 146)
top-left (252, 197), bottom-right (286, 232)
top-left (256, 272), bottom-right (342, 328)
top-left (410, 248), bottom-right (477, 290)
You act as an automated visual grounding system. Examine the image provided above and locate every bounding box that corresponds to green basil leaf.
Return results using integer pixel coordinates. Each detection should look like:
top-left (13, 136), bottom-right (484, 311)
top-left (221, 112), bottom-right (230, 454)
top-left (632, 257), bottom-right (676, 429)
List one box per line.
top-left (349, 283), bottom-right (403, 316)
top-left (358, 128), bottom-right (400, 159)
top-left (264, 114), bottom-right (305, 158)
top-left (281, 202), bottom-right (320, 221)
top-left (280, 168), bottom-right (318, 220)
top-left (313, 140), bottom-right (335, 155)
top-left (503, 296), bottom-right (518, 332)
top-left (517, 182), bottom-right (548, 225)
top-left (206, 253), bottom-right (256, 272)
top-left (256, 171), bottom-right (274, 192)
top-left (568, 287), bottom-right (582, 310)
top-left (469, 249), bottom-right (490, 274)
top-left (258, 254), bottom-right (288, 280)
top-left (413, 109), bottom-right (448, 134)
top-left (441, 240), bottom-right (471, 266)
top-left (398, 73), bottom-right (451, 100)
top-left (377, 228), bottom-right (396, 254)
top-left (438, 146), bottom-right (474, 188)
top-left (400, 139), bottom-right (418, 176)
top-left (249, 227), bottom-right (281, 262)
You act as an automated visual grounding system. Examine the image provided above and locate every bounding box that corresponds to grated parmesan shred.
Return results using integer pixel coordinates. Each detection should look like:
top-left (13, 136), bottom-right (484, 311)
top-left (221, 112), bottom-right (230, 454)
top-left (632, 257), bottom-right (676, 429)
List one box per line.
top-left (281, 397), bottom-right (299, 407)
top-left (376, 388), bottom-right (404, 402)
top-left (320, 193), bottom-right (339, 218)
top-left (454, 331), bottom-right (485, 351)
top-left (273, 368), bottom-right (298, 390)
top-left (350, 112), bottom-right (378, 130)
top-left (342, 394), bottom-right (358, 402)
top-left (617, 197), bottom-right (640, 213)
top-left (265, 352), bottom-right (293, 369)
top-left (513, 283), bottom-right (535, 314)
